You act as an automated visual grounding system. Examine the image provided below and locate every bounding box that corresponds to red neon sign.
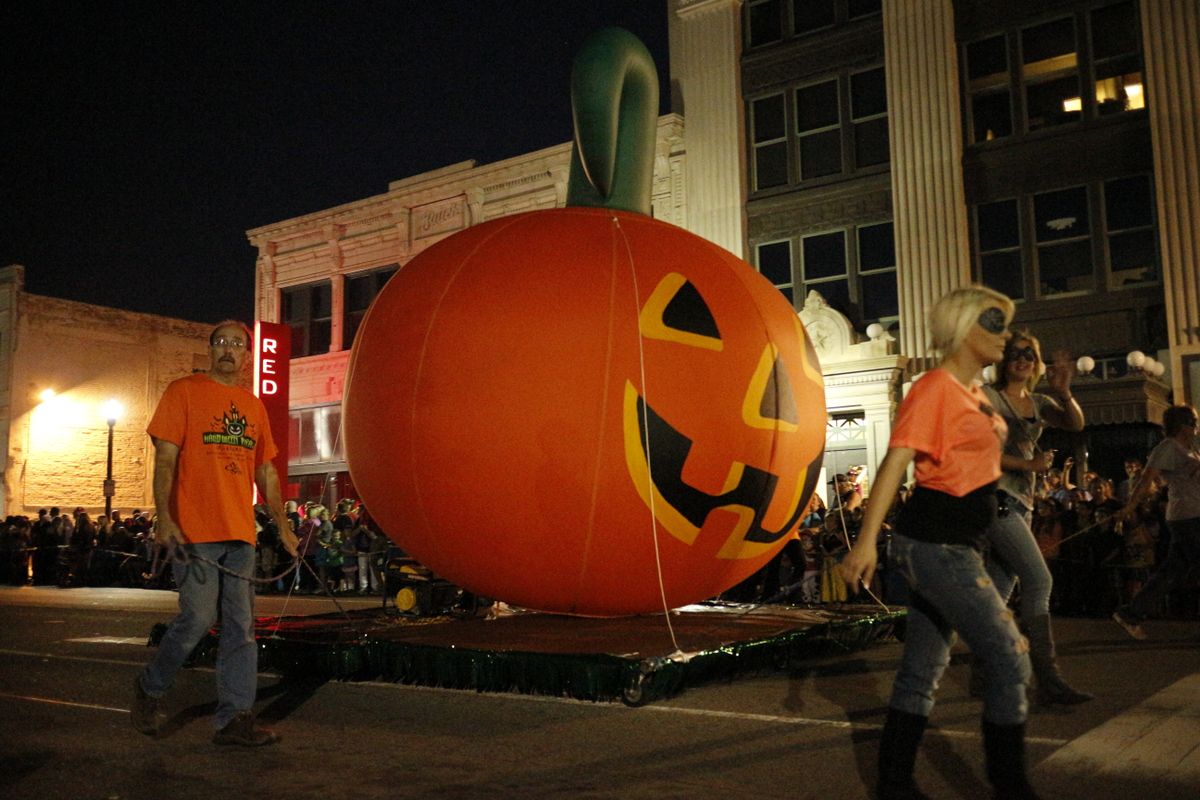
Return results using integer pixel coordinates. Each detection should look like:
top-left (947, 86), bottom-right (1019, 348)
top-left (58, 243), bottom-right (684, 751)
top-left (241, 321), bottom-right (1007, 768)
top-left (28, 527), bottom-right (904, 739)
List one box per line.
top-left (254, 321), bottom-right (291, 498)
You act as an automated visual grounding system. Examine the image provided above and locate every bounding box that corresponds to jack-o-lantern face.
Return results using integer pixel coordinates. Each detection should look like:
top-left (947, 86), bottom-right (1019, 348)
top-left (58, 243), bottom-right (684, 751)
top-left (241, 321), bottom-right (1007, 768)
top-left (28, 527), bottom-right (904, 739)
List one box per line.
top-left (344, 208), bottom-right (825, 616)
top-left (624, 271), bottom-right (824, 563)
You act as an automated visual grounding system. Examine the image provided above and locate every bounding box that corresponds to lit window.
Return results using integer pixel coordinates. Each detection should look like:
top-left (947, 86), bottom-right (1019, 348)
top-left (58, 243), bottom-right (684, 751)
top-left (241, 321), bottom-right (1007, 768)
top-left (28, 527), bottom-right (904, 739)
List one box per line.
top-left (1021, 18), bottom-right (1080, 130)
top-left (1092, 1), bottom-right (1145, 116)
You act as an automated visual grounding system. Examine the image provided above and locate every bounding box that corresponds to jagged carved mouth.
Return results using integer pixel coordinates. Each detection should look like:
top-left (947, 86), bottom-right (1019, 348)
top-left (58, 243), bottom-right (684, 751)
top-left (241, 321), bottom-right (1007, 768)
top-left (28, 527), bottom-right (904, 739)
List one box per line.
top-left (623, 383), bottom-right (808, 560)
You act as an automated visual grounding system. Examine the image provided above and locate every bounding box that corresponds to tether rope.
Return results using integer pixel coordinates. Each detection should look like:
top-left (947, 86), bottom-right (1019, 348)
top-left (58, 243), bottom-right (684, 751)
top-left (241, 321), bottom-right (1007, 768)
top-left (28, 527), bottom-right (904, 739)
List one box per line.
top-left (614, 216), bottom-right (684, 658)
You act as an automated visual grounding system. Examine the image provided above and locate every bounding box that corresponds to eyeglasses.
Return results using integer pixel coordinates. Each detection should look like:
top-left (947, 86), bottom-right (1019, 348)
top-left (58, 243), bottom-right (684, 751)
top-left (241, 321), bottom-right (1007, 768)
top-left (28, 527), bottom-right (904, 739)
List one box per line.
top-left (1007, 345), bottom-right (1038, 363)
top-left (212, 337), bottom-right (247, 350)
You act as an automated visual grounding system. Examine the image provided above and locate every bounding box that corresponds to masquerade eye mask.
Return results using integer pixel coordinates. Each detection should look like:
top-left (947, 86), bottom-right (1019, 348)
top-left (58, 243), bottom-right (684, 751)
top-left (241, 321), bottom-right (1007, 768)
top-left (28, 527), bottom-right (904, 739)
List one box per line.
top-left (977, 307), bottom-right (1007, 335)
top-left (1008, 345), bottom-right (1037, 362)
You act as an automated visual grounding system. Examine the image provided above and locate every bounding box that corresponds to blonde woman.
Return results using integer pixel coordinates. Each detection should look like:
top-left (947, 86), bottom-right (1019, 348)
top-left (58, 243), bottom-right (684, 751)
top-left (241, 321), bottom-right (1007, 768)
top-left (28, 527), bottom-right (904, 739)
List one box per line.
top-left (841, 287), bottom-right (1038, 800)
top-left (981, 332), bottom-right (1089, 705)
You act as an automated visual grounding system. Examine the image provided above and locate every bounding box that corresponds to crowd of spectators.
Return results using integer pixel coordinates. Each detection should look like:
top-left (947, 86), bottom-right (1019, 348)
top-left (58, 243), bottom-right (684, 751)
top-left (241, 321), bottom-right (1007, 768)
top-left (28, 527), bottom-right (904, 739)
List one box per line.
top-left (4, 456), bottom-right (1194, 620)
top-left (0, 500), bottom-right (394, 596)
top-left (725, 458), bottom-right (1196, 620)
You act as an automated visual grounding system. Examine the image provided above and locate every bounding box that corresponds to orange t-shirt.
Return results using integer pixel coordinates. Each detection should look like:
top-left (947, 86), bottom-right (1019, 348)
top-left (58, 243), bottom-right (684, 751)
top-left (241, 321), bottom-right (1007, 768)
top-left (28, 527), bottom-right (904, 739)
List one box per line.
top-left (889, 368), bottom-right (1006, 497)
top-left (147, 373), bottom-right (277, 544)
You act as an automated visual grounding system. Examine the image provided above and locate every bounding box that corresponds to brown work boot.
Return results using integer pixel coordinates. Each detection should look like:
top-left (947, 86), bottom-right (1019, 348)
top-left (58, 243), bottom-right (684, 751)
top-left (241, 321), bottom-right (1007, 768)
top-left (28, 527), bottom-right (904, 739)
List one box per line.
top-left (212, 711), bottom-right (281, 746)
top-left (131, 674), bottom-right (163, 736)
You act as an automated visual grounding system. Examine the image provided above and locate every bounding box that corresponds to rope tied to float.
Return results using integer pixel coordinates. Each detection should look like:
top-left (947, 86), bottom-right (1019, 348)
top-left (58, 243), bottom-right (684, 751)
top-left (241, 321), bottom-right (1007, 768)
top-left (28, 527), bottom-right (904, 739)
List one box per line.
top-left (565, 28), bottom-right (688, 658)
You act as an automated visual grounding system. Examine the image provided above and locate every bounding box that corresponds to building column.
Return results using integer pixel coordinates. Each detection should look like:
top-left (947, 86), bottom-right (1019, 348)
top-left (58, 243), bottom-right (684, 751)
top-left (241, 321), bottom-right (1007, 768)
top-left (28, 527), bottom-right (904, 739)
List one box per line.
top-left (882, 0), bottom-right (972, 366)
top-left (1141, 0), bottom-right (1200, 403)
top-left (668, 0), bottom-right (747, 258)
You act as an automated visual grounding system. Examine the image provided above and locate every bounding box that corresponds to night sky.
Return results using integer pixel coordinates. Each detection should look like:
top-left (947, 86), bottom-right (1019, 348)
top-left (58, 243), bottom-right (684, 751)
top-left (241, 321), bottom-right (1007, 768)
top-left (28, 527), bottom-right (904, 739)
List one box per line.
top-left (2, 1), bottom-right (669, 324)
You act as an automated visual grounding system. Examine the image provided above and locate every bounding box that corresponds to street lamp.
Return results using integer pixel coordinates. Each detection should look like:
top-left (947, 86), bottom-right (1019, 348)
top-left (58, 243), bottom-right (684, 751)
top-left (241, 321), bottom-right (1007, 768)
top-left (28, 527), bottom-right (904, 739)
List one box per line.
top-left (101, 399), bottom-right (123, 521)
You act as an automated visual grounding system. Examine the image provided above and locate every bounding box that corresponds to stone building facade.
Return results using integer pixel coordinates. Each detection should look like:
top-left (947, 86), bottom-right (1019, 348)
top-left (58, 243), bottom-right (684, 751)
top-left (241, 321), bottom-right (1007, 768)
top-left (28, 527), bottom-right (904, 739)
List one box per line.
top-left (247, 121), bottom-right (687, 504)
top-left (0, 265), bottom-right (212, 516)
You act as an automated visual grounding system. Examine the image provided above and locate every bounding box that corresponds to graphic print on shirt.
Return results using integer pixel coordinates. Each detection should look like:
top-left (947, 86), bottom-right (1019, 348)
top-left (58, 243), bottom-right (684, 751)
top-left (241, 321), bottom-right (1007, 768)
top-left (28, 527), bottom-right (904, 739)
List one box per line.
top-left (201, 403), bottom-right (258, 450)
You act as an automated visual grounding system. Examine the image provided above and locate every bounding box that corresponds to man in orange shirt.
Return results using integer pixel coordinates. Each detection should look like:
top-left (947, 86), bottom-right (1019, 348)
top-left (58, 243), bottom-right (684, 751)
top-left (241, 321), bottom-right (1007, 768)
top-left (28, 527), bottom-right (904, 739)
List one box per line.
top-left (132, 320), bottom-right (298, 746)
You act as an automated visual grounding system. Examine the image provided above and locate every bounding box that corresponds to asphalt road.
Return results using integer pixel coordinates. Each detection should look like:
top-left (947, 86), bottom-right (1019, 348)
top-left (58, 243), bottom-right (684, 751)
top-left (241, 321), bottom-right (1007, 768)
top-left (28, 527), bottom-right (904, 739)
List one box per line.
top-left (1, 585), bottom-right (1197, 800)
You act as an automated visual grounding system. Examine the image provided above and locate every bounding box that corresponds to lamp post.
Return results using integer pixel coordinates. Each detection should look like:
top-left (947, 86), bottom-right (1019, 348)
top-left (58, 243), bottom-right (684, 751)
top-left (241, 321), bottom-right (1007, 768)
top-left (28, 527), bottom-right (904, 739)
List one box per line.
top-left (101, 399), bottom-right (123, 521)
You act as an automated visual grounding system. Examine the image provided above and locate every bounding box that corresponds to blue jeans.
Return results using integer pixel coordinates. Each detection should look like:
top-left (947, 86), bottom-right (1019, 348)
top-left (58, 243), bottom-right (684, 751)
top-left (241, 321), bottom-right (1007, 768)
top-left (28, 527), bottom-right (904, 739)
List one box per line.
top-left (889, 534), bottom-right (1031, 725)
top-left (139, 541), bottom-right (258, 729)
top-left (1122, 516), bottom-right (1200, 623)
top-left (985, 498), bottom-right (1053, 618)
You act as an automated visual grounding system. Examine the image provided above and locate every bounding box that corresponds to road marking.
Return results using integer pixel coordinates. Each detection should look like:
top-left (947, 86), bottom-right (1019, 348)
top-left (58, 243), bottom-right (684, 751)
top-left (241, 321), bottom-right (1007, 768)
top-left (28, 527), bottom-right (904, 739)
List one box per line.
top-left (0, 691), bottom-right (126, 714)
top-left (65, 636), bottom-right (146, 645)
top-left (1036, 673), bottom-right (1200, 785)
top-left (0, 646), bottom-right (1071, 746)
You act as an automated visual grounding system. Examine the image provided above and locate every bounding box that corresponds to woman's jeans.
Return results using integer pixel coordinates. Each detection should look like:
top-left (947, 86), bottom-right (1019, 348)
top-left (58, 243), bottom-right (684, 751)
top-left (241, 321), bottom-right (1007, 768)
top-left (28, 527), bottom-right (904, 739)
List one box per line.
top-left (985, 497), bottom-right (1053, 618)
top-left (889, 534), bottom-right (1031, 725)
top-left (139, 542), bottom-right (258, 730)
top-left (1121, 516), bottom-right (1200, 623)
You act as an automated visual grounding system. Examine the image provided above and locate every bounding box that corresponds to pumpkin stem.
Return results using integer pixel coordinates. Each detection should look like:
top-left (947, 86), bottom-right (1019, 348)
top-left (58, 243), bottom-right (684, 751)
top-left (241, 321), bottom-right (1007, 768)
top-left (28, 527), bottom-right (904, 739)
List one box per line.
top-left (566, 27), bottom-right (659, 216)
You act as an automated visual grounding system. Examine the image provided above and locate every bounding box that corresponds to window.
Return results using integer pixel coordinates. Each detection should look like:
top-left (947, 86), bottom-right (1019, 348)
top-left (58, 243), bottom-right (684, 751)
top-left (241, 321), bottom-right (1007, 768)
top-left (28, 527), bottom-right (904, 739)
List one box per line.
top-left (756, 221), bottom-right (897, 325)
top-left (796, 79), bottom-right (842, 179)
top-left (748, 65), bottom-right (888, 192)
top-left (756, 240), bottom-right (794, 304)
top-left (1034, 185), bottom-right (1093, 296)
top-left (281, 282), bottom-right (331, 358)
top-left (746, 0), bottom-right (880, 49)
top-left (963, 2), bottom-right (1146, 144)
top-left (857, 221), bottom-right (898, 320)
top-left (1104, 175), bottom-right (1157, 288)
top-left (802, 230), bottom-right (849, 312)
top-left (1022, 17), bottom-right (1080, 131)
top-left (966, 35), bottom-right (1012, 142)
top-left (972, 174), bottom-right (1159, 300)
top-left (752, 94), bottom-right (789, 190)
top-left (747, 0), bottom-right (783, 48)
top-left (288, 405), bottom-right (343, 465)
top-left (793, 0), bottom-right (835, 35)
top-left (975, 200), bottom-right (1025, 301)
top-left (1091, 2), bottom-right (1144, 116)
top-left (343, 265), bottom-right (397, 350)
top-left (851, 67), bottom-right (889, 167)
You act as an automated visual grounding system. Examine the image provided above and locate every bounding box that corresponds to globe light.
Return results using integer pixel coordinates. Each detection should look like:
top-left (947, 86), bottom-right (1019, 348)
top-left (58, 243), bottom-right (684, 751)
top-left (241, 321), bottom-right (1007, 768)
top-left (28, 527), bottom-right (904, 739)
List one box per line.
top-left (982, 364), bottom-right (997, 384)
top-left (101, 398), bottom-right (123, 425)
top-left (866, 322), bottom-right (884, 340)
top-left (1076, 356), bottom-right (1095, 375)
top-left (1149, 361), bottom-right (1166, 378)
top-left (1126, 350), bottom-right (1146, 369)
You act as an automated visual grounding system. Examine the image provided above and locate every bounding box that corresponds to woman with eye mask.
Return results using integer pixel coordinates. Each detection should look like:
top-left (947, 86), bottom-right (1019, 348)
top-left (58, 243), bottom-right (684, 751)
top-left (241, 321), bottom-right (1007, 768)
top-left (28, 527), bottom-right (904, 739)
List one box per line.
top-left (841, 286), bottom-right (1040, 800)
top-left (977, 333), bottom-right (1090, 706)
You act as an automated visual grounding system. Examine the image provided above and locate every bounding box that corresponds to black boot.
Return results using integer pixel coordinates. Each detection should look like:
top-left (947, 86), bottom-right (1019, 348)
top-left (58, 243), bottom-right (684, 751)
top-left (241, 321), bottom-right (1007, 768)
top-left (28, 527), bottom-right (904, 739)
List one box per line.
top-left (982, 719), bottom-right (1041, 800)
top-left (1025, 615), bottom-right (1093, 706)
top-left (877, 708), bottom-right (930, 800)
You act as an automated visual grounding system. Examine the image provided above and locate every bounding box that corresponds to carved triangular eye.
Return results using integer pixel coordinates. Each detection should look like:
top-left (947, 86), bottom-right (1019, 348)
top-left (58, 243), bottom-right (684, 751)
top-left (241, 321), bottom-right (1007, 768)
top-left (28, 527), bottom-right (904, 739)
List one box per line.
top-left (640, 272), bottom-right (723, 350)
top-left (743, 345), bottom-right (799, 432)
top-left (759, 355), bottom-right (798, 425)
top-left (662, 280), bottom-right (720, 339)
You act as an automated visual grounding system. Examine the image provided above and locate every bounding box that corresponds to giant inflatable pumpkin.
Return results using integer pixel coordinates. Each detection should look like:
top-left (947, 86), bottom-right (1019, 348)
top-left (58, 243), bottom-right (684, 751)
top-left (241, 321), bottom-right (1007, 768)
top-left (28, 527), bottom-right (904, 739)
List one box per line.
top-left (342, 30), bottom-right (825, 615)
